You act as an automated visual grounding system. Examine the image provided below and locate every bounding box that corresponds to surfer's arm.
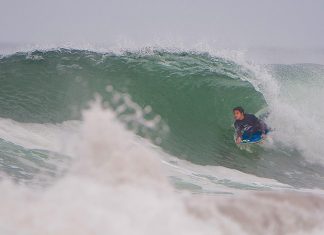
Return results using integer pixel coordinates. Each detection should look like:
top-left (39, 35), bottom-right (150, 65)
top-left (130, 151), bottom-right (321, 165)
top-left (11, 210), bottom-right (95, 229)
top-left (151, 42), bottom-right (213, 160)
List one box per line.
top-left (251, 114), bottom-right (267, 134)
top-left (256, 118), bottom-right (268, 139)
top-left (234, 126), bottom-right (242, 144)
top-left (257, 118), bottom-right (267, 134)
top-left (234, 122), bottom-right (243, 138)
top-left (236, 130), bottom-right (243, 138)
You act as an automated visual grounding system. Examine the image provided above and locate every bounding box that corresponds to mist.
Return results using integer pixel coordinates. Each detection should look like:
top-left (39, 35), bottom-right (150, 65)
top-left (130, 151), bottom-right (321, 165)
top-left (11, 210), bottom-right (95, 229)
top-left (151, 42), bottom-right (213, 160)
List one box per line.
top-left (1, 0), bottom-right (323, 49)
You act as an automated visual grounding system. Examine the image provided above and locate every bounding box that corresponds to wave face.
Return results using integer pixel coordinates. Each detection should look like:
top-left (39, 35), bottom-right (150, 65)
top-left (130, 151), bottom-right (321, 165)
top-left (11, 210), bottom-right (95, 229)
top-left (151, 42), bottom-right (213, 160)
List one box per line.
top-left (1, 49), bottom-right (324, 190)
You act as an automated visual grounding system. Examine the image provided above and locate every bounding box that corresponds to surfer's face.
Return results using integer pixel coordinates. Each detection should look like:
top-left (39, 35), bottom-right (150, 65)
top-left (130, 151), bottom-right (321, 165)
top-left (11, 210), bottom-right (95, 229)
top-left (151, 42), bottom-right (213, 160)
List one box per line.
top-left (233, 110), bottom-right (244, 120)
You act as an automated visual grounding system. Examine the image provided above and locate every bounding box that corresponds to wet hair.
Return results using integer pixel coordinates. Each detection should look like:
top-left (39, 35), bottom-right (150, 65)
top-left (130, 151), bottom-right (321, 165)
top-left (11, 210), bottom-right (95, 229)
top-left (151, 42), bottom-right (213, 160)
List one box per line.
top-left (233, 106), bottom-right (245, 114)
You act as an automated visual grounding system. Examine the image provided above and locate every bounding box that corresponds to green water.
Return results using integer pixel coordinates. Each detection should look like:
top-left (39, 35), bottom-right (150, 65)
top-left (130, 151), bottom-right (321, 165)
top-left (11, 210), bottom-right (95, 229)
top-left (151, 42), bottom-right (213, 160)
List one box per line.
top-left (1, 49), bottom-right (324, 189)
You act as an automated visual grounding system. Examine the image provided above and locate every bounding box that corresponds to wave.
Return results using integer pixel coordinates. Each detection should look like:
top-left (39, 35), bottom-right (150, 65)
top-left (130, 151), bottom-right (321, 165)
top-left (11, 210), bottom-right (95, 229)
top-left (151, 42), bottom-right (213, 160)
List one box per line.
top-left (1, 48), bottom-right (324, 234)
top-left (1, 48), bottom-right (324, 190)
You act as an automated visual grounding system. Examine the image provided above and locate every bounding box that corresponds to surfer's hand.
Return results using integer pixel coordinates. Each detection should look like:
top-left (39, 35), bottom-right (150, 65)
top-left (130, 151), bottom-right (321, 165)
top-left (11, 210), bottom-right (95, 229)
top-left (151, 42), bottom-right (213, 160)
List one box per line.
top-left (262, 134), bottom-right (267, 139)
top-left (236, 137), bottom-right (242, 144)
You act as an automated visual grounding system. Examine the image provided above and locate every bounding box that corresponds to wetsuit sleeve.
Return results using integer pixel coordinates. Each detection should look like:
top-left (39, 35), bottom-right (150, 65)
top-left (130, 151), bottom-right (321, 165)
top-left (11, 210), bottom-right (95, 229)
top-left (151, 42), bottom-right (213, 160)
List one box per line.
top-left (234, 122), bottom-right (243, 138)
top-left (251, 114), bottom-right (267, 134)
top-left (259, 120), bottom-right (267, 134)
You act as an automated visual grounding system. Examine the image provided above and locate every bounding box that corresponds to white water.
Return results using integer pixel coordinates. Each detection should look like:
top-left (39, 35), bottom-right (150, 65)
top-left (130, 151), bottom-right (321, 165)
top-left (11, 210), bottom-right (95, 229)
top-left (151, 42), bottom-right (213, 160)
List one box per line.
top-left (0, 117), bottom-right (80, 154)
top-left (267, 65), bottom-right (324, 162)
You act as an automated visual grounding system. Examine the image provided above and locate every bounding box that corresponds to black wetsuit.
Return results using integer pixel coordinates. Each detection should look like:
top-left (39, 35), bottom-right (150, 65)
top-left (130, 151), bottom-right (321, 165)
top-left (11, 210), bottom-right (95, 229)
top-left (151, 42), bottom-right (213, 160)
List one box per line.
top-left (234, 114), bottom-right (267, 138)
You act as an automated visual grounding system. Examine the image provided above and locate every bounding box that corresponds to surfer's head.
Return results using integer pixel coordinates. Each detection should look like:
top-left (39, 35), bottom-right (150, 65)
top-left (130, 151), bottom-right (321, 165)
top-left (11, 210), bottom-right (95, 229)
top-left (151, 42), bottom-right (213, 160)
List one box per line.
top-left (233, 106), bottom-right (245, 120)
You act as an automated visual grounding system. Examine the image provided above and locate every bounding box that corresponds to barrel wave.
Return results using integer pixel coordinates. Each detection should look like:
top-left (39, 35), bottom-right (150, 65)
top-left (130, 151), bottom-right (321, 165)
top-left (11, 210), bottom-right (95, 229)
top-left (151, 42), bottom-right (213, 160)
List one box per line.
top-left (1, 49), bottom-right (324, 190)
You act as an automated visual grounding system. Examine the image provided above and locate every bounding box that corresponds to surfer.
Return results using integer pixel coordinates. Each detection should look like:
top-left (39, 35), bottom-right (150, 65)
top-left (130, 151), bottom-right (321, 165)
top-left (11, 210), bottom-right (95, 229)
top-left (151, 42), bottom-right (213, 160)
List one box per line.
top-left (233, 107), bottom-right (268, 144)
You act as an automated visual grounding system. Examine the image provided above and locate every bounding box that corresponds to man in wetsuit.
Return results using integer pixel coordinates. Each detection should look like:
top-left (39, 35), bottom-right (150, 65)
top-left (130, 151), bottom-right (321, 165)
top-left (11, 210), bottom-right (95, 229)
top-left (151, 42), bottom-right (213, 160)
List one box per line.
top-left (233, 106), bottom-right (268, 144)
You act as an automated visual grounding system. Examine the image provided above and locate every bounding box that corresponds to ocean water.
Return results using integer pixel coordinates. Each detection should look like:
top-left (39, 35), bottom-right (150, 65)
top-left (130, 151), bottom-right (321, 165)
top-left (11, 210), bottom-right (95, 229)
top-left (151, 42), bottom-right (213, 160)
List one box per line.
top-left (1, 47), bottom-right (324, 234)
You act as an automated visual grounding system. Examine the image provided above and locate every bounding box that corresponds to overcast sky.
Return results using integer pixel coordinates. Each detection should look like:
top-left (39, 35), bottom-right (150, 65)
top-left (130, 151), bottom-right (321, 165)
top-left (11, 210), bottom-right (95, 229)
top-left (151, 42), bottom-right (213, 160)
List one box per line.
top-left (0, 0), bottom-right (323, 50)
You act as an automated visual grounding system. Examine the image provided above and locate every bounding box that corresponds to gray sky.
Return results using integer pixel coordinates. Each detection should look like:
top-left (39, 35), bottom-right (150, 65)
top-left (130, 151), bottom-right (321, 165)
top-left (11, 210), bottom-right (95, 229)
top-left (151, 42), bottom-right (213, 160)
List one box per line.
top-left (0, 0), bottom-right (324, 49)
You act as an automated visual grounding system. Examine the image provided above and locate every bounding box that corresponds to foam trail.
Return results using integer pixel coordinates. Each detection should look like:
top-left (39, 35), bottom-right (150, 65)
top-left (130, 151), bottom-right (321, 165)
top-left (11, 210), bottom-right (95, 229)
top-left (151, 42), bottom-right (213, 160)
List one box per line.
top-left (0, 118), bottom-right (80, 154)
